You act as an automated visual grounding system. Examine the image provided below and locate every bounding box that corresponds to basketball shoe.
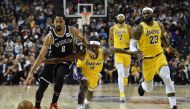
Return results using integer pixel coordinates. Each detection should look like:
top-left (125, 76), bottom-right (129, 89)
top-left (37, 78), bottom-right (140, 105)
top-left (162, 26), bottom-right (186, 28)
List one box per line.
top-left (172, 105), bottom-right (177, 109)
top-left (120, 91), bottom-right (126, 102)
top-left (138, 83), bottom-right (145, 96)
top-left (50, 103), bottom-right (58, 109)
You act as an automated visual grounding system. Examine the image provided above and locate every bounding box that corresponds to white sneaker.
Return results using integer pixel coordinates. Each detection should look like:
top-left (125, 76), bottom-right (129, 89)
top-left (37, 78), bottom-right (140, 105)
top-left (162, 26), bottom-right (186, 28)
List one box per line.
top-left (77, 105), bottom-right (84, 109)
top-left (120, 96), bottom-right (126, 102)
top-left (83, 103), bottom-right (89, 109)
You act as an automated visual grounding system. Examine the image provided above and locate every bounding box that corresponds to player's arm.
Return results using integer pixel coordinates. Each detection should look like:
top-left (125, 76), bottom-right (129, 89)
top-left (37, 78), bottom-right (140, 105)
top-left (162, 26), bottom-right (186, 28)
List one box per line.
top-left (102, 48), bottom-right (141, 59)
top-left (130, 25), bottom-right (142, 52)
top-left (127, 25), bottom-right (133, 39)
top-left (26, 33), bottom-right (53, 84)
top-left (109, 26), bottom-right (114, 48)
top-left (43, 50), bottom-right (86, 64)
top-left (159, 23), bottom-right (179, 55)
top-left (70, 26), bottom-right (90, 48)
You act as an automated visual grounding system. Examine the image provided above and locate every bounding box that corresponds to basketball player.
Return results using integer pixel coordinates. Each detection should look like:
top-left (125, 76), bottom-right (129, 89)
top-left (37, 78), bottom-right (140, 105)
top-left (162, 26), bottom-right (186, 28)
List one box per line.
top-left (109, 14), bottom-right (132, 101)
top-left (130, 7), bottom-right (178, 109)
top-left (43, 37), bottom-right (141, 109)
top-left (26, 16), bottom-right (95, 109)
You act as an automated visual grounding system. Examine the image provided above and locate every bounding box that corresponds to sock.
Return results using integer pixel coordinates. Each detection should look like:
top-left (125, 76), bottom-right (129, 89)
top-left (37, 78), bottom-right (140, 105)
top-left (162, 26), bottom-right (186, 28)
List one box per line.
top-left (52, 93), bottom-right (60, 103)
top-left (84, 98), bottom-right (90, 104)
top-left (120, 91), bottom-right (125, 97)
top-left (168, 96), bottom-right (176, 108)
top-left (35, 100), bottom-right (41, 108)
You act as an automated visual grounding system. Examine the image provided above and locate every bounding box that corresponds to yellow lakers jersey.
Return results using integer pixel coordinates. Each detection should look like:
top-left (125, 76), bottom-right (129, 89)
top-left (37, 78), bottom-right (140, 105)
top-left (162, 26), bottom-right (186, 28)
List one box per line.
top-left (77, 48), bottom-right (104, 78)
top-left (139, 21), bottom-right (163, 57)
top-left (113, 24), bottom-right (130, 48)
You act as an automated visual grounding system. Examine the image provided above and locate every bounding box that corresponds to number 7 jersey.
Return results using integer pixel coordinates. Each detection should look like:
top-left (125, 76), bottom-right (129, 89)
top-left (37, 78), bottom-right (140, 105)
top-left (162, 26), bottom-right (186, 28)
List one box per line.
top-left (113, 24), bottom-right (130, 49)
top-left (139, 21), bottom-right (163, 57)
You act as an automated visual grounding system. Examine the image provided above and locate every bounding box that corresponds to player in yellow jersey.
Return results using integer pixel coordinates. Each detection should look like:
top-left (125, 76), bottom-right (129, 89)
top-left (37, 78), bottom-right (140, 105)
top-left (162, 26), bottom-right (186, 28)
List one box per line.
top-left (130, 7), bottom-right (179, 109)
top-left (43, 37), bottom-right (141, 109)
top-left (109, 14), bottom-right (132, 102)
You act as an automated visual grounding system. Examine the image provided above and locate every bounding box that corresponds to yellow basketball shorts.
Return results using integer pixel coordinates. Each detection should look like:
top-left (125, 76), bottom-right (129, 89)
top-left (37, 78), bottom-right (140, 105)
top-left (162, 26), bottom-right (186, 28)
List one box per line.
top-left (82, 73), bottom-right (99, 91)
top-left (142, 53), bottom-right (168, 82)
top-left (114, 53), bottom-right (131, 67)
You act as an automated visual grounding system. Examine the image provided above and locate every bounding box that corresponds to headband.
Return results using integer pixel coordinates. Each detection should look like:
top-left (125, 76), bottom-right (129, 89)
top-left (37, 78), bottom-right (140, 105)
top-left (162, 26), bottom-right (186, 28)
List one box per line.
top-left (142, 7), bottom-right (153, 13)
top-left (117, 14), bottom-right (125, 19)
top-left (90, 41), bottom-right (100, 46)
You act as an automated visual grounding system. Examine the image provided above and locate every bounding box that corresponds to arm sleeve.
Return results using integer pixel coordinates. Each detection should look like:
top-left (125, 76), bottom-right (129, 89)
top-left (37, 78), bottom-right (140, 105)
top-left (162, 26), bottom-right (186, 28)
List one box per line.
top-left (130, 39), bottom-right (138, 52)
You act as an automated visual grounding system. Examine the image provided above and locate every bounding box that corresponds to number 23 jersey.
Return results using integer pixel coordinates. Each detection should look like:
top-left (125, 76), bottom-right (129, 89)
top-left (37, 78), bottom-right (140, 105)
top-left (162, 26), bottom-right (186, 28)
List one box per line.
top-left (139, 21), bottom-right (163, 57)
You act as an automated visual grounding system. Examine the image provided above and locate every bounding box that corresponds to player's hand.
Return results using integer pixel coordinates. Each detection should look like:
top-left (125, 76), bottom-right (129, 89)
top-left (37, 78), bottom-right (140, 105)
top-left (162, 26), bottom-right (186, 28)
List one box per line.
top-left (26, 74), bottom-right (34, 85)
top-left (87, 49), bottom-right (96, 59)
top-left (167, 46), bottom-right (180, 57)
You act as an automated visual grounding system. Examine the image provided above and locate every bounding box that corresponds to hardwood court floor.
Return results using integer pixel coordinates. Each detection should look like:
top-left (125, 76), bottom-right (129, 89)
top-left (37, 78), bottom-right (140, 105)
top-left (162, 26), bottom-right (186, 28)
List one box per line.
top-left (0, 84), bottom-right (189, 109)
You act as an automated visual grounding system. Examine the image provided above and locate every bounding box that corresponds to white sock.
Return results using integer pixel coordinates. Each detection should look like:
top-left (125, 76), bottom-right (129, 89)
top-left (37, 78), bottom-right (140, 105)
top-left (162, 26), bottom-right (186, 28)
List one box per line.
top-left (84, 99), bottom-right (90, 104)
top-left (168, 96), bottom-right (176, 108)
top-left (115, 63), bottom-right (125, 92)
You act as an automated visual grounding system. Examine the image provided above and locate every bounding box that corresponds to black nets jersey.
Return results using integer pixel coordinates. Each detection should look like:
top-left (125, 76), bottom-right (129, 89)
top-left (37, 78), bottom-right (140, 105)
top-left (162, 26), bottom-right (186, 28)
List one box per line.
top-left (47, 25), bottom-right (74, 58)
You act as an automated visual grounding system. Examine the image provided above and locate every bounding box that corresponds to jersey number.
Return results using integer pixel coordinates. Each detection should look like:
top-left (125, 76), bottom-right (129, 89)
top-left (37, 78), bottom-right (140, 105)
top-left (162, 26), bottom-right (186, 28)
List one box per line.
top-left (61, 46), bottom-right (65, 52)
top-left (150, 35), bottom-right (158, 44)
top-left (118, 34), bottom-right (122, 40)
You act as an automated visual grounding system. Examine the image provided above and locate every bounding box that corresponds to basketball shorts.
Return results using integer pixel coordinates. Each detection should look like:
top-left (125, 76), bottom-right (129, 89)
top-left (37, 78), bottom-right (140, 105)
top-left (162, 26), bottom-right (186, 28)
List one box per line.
top-left (78, 70), bottom-right (99, 91)
top-left (40, 62), bottom-right (71, 83)
top-left (142, 53), bottom-right (168, 82)
top-left (114, 53), bottom-right (131, 67)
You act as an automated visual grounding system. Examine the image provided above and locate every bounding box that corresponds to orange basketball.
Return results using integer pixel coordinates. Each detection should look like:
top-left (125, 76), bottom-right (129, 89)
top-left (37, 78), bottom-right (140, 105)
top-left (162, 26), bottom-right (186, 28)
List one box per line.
top-left (17, 100), bottom-right (33, 109)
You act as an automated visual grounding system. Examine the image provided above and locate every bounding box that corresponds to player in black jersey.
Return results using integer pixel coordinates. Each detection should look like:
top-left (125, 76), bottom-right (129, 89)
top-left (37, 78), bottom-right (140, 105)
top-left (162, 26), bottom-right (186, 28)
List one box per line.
top-left (26, 16), bottom-right (95, 109)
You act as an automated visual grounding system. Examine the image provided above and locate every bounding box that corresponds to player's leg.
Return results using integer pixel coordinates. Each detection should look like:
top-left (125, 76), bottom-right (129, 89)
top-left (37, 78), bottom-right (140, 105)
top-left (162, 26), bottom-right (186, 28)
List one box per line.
top-left (159, 66), bottom-right (177, 109)
top-left (123, 66), bottom-right (130, 86)
top-left (123, 55), bottom-right (131, 86)
top-left (50, 64), bottom-right (70, 109)
top-left (34, 64), bottom-right (54, 109)
top-left (115, 63), bottom-right (126, 101)
top-left (83, 76), bottom-right (98, 109)
top-left (138, 59), bottom-right (155, 96)
top-left (77, 79), bottom-right (88, 109)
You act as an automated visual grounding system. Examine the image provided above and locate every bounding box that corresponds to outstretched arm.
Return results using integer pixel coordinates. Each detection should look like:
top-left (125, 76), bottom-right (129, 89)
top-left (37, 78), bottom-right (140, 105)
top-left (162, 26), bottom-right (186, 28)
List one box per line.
top-left (103, 48), bottom-right (141, 59)
top-left (70, 26), bottom-right (90, 48)
top-left (159, 23), bottom-right (179, 56)
top-left (43, 50), bottom-right (86, 64)
top-left (26, 33), bottom-right (53, 85)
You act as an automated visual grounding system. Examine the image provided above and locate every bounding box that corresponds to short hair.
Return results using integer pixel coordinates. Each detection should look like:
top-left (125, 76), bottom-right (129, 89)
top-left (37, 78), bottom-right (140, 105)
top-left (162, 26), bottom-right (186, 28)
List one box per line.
top-left (17, 100), bottom-right (33, 109)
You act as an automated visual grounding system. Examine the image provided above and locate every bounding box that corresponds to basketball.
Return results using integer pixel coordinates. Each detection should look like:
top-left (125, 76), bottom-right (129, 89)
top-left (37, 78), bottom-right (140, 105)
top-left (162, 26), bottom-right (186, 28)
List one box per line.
top-left (17, 100), bottom-right (33, 109)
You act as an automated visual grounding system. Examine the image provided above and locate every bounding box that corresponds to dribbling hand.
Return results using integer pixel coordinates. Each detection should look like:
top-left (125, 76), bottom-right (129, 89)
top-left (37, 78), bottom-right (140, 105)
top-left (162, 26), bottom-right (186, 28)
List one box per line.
top-left (26, 75), bottom-right (34, 85)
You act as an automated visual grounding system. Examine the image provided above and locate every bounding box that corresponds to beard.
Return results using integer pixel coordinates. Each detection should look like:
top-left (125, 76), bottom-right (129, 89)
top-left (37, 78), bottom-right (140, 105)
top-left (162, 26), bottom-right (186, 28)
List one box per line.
top-left (143, 16), bottom-right (153, 23)
top-left (55, 25), bottom-right (62, 32)
top-left (118, 20), bottom-right (125, 24)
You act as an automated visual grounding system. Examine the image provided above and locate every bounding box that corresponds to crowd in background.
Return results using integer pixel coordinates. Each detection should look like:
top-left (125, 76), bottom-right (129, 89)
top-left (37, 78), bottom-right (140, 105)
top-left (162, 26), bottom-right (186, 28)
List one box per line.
top-left (0, 0), bottom-right (190, 85)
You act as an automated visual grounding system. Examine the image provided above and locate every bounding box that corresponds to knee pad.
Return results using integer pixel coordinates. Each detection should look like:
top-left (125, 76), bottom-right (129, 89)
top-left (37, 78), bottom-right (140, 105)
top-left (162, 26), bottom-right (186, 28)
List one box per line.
top-left (159, 66), bottom-right (175, 93)
top-left (142, 80), bottom-right (153, 93)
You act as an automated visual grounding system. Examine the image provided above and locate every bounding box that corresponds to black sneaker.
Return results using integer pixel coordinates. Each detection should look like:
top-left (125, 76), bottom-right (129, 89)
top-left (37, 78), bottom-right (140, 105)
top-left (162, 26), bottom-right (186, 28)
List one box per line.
top-left (172, 105), bottom-right (177, 109)
top-left (138, 84), bottom-right (145, 96)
